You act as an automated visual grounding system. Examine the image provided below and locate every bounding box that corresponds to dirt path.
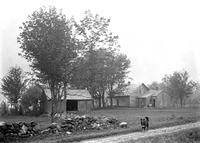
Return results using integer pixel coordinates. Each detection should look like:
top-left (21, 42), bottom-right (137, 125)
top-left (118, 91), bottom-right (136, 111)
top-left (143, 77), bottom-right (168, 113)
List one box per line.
top-left (79, 121), bottom-right (200, 143)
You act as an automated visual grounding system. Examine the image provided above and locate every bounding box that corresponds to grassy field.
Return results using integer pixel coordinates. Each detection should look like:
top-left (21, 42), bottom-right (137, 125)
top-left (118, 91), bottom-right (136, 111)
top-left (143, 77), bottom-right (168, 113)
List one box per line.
top-left (1, 107), bottom-right (200, 142)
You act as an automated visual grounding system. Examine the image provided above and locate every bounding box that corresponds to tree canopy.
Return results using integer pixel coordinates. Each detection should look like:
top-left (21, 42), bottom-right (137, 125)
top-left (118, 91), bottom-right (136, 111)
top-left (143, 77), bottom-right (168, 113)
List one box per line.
top-left (18, 6), bottom-right (131, 115)
top-left (1, 66), bottom-right (24, 112)
top-left (162, 70), bottom-right (196, 107)
top-left (71, 11), bottom-right (130, 107)
top-left (17, 6), bottom-right (79, 121)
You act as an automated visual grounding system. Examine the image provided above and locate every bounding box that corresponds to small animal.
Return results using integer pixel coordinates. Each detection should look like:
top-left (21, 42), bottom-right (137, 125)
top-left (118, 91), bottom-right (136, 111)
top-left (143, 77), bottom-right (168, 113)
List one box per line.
top-left (140, 117), bottom-right (149, 132)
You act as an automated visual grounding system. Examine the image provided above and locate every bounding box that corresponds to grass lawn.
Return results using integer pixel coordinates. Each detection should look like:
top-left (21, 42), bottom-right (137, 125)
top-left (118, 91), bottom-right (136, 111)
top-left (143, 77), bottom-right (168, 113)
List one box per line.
top-left (1, 107), bottom-right (200, 142)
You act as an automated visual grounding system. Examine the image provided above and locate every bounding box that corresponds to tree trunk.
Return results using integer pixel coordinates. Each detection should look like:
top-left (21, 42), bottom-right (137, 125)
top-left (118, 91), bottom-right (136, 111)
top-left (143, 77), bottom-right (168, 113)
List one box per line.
top-left (14, 103), bottom-right (18, 115)
top-left (92, 98), bottom-right (94, 108)
top-left (110, 97), bottom-right (113, 107)
top-left (90, 88), bottom-right (95, 108)
top-left (180, 98), bottom-right (183, 108)
top-left (102, 90), bottom-right (105, 108)
top-left (98, 95), bottom-right (101, 108)
top-left (63, 82), bottom-right (67, 113)
top-left (50, 83), bottom-right (55, 123)
top-left (110, 85), bottom-right (113, 107)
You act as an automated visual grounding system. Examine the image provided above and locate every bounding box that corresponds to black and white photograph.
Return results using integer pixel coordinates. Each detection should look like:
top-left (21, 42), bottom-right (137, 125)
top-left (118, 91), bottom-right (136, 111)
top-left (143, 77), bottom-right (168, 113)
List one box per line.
top-left (0, 0), bottom-right (200, 142)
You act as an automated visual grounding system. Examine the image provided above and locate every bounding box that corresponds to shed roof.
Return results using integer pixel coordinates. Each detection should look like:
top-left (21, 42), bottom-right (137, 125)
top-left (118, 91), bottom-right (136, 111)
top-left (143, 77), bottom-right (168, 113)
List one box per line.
top-left (44, 89), bottom-right (92, 100)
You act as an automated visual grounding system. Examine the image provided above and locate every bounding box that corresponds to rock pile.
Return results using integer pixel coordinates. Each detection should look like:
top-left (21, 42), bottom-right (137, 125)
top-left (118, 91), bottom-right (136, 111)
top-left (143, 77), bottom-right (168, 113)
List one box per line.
top-left (47, 114), bottom-right (120, 134)
top-left (0, 114), bottom-right (124, 142)
top-left (0, 121), bottom-right (40, 142)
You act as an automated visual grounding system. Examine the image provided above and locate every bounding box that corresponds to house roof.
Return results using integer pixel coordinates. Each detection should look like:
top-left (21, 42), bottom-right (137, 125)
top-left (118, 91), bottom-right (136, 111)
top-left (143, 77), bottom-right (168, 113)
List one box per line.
top-left (123, 83), bottom-right (149, 96)
top-left (44, 89), bottom-right (92, 100)
top-left (152, 90), bottom-right (163, 97)
top-left (137, 90), bottom-right (163, 98)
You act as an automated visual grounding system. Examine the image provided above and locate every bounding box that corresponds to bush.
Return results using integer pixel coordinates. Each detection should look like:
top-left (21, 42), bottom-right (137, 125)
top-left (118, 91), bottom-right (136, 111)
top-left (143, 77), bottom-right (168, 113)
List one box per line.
top-left (0, 101), bottom-right (8, 116)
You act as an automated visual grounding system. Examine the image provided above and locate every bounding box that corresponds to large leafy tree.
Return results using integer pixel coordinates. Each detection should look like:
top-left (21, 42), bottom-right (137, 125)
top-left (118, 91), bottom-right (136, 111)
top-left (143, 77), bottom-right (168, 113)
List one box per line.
top-left (72, 11), bottom-right (130, 108)
top-left (1, 66), bottom-right (24, 113)
top-left (106, 53), bottom-right (130, 107)
top-left (162, 71), bottom-right (196, 107)
top-left (18, 6), bottom-right (78, 121)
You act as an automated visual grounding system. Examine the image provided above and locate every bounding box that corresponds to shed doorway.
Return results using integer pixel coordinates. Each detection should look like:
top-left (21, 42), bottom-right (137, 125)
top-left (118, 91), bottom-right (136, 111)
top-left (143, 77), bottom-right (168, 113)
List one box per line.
top-left (67, 100), bottom-right (78, 111)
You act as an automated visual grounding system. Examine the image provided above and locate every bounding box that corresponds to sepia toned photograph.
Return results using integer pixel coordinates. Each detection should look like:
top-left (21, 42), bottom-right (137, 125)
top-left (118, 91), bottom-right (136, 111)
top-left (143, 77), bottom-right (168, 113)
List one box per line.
top-left (0, 0), bottom-right (200, 142)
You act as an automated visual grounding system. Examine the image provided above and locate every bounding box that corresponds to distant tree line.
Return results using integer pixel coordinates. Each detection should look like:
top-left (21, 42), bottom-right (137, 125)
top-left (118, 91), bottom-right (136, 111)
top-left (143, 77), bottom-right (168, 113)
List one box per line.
top-left (148, 70), bottom-right (196, 107)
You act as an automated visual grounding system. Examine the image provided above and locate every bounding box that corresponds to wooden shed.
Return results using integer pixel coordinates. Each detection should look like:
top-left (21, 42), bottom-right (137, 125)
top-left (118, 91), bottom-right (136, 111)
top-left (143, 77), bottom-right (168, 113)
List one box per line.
top-left (44, 89), bottom-right (92, 113)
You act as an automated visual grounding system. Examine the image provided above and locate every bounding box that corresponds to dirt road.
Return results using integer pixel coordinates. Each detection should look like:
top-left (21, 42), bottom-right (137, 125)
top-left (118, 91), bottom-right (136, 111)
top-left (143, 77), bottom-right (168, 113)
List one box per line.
top-left (80, 121), bottom-right (200, 143)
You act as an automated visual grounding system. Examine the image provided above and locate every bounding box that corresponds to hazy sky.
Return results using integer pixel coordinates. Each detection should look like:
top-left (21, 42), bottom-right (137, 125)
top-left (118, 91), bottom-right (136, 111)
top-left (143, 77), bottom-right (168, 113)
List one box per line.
top-left (0, 0), bottom-right (200, 86)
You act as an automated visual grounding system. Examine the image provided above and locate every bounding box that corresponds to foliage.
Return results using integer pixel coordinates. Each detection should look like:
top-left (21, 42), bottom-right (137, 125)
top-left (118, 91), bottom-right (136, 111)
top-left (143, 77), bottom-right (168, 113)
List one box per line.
top-left (1, 66), bottom-right (24, 113)
top-left (18, 6), bottom-right (79, 121)
top-left (148, 81), bottom-right (164, 90)
top-left (20, 86), bottom-right (46, 116)
top-left (0, 101), bottom-right (8, 116)
top-left (106, 53), bottom-right (130, 107)
top-left (72, 11), bottom-right (130, 107)
top-left (162, 70), bottom-right (196, 107)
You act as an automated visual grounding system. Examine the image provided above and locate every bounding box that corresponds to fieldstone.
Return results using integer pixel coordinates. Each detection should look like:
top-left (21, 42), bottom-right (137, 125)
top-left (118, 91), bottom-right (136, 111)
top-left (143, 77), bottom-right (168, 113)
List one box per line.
top-left (119, 122), bottom-right (128, 128)
top-left (21, 124), bottom-right (28, 134)
top-left (56, 124), bottom-right (61, 132)
top-left (60, 112), bottom-right (67, 120)
top-left (33, 124), bottom-right (41, 133)
top-left (41, 128), bottom-right (50, 134)
top-left (66, 131), bottom-right (72, 135)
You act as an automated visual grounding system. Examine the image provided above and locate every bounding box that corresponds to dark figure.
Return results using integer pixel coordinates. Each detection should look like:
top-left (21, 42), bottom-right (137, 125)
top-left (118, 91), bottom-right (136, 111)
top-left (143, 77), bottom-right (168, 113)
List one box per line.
top-left (141, 116), bottom-right (149, 132)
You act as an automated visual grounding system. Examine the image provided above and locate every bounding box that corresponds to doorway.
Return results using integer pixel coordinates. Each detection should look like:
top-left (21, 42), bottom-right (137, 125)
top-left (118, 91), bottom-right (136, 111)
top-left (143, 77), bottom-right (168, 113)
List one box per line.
top-left (66, 100), bottom-right (78, 111)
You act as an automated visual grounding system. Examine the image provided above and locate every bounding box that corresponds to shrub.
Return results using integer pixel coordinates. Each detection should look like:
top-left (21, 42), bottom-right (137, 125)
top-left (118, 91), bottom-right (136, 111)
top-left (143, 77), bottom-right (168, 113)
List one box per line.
top-left (0, 101), bottom-right (8, 116)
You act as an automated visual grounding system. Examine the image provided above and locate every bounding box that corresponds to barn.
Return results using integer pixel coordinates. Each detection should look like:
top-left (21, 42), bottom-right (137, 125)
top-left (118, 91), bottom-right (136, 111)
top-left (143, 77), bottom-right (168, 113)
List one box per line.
top-left (44, 89), bottom-right (92, 113)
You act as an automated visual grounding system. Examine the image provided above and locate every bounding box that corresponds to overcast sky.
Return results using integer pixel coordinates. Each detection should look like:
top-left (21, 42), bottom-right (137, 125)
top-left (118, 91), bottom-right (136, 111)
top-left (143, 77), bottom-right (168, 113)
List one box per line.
top-left (0, 0), bottom-right (200, 88)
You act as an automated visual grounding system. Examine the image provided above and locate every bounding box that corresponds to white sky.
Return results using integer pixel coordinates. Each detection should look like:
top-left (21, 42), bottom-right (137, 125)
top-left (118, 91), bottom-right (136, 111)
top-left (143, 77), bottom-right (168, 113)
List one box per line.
top-left (0, 0), bottom-right (200, 88)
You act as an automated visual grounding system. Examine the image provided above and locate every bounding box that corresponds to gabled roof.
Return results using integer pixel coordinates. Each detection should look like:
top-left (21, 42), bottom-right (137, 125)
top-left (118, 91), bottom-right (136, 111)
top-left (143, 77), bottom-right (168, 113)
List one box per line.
top-left (67, 90), bottom-right (92, 100)
top-left (152, 90), bottom-right (163, 97)
top-left (44, 89), bottom-right (92, 100)
top-left (137, 90), bottom-right (163, 98)
top-left (123, 83), bottom-right (149, 96)
top-left (137, 90), bottom-right (155, 98)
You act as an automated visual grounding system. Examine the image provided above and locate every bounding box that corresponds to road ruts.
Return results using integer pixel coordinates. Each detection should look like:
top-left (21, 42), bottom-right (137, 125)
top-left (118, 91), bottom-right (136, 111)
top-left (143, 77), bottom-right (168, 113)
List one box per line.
top-left (80, 121), bottom-right (200, 143)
